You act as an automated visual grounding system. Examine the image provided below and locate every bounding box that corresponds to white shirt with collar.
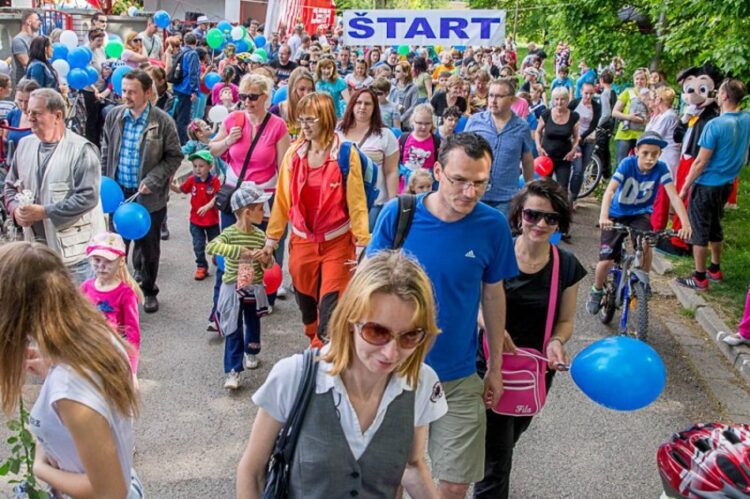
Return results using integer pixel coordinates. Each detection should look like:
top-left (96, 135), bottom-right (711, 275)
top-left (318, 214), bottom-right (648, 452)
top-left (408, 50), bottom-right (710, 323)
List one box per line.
top-left (252, 344), bottom-right (448, 460)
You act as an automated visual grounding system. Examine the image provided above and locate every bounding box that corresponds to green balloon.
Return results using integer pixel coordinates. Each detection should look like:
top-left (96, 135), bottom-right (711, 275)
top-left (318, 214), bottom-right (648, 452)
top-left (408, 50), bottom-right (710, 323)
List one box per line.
top-left (255, 48), bottom-right (267, 61)
top-left (398, 45), bottom-right (410, 56)
top-left (105, 40), bottom-right (124, 59)
top-left (206, 28), bottom-right (224, 49)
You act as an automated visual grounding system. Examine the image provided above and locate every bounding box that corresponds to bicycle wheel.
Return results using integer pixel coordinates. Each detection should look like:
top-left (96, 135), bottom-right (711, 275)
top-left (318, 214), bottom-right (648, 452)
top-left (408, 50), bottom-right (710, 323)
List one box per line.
top-left (598, 272), bottom-right (617, 325)
top-left (577, 154), bottom-right (602, 199)
top-left (631, 281), bottom-right (649, 342)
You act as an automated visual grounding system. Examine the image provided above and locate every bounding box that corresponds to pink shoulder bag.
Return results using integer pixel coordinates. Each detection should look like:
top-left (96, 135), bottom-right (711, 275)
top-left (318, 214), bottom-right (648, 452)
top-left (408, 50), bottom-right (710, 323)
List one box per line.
top-left (482, 245), bottom-right (559, 417)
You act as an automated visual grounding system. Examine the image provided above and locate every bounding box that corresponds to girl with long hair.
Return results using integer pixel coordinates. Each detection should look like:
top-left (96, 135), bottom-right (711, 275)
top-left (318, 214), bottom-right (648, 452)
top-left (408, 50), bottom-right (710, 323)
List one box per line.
top-left (25, 36), bottom-right (58, 90)
top-left (0, 242), bottom-right (142, 498)
top-left (270, 67), bottom-right (315, 139)
top-left (315, 57), bottom-right (349, 119)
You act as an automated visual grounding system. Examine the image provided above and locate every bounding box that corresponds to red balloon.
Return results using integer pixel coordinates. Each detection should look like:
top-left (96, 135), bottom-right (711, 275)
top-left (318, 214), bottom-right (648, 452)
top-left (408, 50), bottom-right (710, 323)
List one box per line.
top-left (534, 156), bottom-right (554, 177)
top-left (263, 263), bottom-right (283, 295)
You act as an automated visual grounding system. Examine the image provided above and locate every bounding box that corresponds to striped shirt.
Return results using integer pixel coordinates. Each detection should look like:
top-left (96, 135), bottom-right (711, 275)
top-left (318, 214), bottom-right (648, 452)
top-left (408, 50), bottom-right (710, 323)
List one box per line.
top-left (206, 225), bottom-right (267, 285)
top-left (117, 105), bottom-right (150, 188)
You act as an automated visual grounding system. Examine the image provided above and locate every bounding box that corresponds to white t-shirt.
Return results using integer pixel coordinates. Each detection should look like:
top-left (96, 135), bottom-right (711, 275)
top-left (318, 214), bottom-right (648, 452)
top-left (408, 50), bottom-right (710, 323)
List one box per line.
top-left (646, 109), bottom-right (681, 174)
top-left (30, 363), bottom-right (135, 486)
top-left (337, 128), bottom-right (399, 205)
top-left (574, 101), bottom-right (594, 138)
top-left (345, 73), bottom-right (374, 90)
top-left (252, 347), bottom-right (447, 460)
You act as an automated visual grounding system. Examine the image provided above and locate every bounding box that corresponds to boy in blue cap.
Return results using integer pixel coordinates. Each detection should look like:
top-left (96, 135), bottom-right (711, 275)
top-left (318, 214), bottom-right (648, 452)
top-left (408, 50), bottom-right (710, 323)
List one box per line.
top-left (587, 131), bottom-right (692, 314)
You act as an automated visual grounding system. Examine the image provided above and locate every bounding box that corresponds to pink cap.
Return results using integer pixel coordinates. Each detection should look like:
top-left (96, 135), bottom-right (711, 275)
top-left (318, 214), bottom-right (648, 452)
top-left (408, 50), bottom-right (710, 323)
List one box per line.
top-left (86, 232), bottom-right (127, 261)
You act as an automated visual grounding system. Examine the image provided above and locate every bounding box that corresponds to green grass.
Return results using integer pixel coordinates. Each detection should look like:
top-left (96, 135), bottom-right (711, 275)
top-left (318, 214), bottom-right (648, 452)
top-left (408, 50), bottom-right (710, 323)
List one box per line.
top-left (668, 166), bottom-right (750, 328)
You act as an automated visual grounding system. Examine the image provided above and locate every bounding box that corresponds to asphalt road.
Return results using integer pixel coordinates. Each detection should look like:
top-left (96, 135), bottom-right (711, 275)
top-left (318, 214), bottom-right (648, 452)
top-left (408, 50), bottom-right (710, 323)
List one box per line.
top-left (1, 193), bottom-right (722, 498)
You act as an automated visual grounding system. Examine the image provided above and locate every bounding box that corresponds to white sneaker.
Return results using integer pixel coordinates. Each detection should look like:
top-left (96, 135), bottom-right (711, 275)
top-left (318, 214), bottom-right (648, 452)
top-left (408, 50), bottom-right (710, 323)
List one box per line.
top-left (207, 321), bottom-right (218, 332)
top-left (224, 370), bottom-right (240, 389)
top-left (277, 286), bottom-right (288, 299)
top-left (244, 354), bottom-right (260, 370)
top-left (720, 332), bottom-right (750, 346)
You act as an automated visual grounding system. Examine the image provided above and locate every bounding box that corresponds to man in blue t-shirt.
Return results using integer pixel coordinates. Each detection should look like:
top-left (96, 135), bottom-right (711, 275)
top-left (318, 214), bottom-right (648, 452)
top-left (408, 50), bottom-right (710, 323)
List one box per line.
top-left (676, 79), bottom-right (750, 291)
top-left (367, 132), bottom-right (518, 497)
top-left (587, 131), bottom-right (692, 314)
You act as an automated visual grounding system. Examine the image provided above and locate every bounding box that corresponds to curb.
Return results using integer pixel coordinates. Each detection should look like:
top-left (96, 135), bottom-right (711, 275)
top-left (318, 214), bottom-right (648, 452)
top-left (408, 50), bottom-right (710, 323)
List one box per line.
top-left (654, 253), bottom-right (750, 390)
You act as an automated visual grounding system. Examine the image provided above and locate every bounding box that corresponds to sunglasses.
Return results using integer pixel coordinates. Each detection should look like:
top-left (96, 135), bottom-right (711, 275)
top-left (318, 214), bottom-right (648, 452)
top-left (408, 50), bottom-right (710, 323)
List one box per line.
top-left (239, 93), bottom-right (262, 102)
top-left (354, 321), bottom-right (427, 349)
top-left (522, 208), bottom-right (561, 226)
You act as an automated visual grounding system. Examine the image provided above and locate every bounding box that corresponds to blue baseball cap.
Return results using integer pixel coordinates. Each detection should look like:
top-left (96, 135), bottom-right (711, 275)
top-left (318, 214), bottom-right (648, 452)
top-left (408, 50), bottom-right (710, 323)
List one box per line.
top-left (636, 131), bottom-right (667, 149)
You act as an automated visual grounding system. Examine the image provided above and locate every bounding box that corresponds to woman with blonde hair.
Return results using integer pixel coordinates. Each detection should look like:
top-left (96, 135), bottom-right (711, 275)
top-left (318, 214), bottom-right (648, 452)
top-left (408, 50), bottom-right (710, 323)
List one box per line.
top-left (270, 67), bottom-right (315, 138)
top-left (263, 92), bottom-right (370, 347)
top-left (612, 67), bottom-right (650, 165)
top-left (646, 85), bottom-right (681, 230)
top-left (345, 56), bottom-right (373, 90)
top-left (121, 32), bottom-right (149, 69)
top-left (0, 242), bottom-right (142, 498)
top-left (236, 250), bottom-right (447, 498)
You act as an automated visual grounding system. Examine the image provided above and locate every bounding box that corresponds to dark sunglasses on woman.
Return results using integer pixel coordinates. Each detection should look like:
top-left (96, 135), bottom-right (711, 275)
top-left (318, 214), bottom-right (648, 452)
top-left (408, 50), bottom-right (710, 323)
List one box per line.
top-left (522, 208), bottom-right (561, 226)
top-left (354, 322), bottom-right (427, 349)
top-left (239, 93), bottom-right (262, 102)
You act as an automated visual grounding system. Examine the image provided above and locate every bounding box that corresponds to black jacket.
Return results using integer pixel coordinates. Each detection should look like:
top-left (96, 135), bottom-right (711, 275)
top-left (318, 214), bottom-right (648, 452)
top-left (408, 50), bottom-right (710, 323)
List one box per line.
top-left (568, 97), bottom-right (601, 141)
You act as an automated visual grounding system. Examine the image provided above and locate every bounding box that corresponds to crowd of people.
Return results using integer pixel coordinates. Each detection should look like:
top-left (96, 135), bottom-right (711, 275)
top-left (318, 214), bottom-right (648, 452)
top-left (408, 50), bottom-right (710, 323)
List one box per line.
top-left (0, 9), bottom-right (749, 499)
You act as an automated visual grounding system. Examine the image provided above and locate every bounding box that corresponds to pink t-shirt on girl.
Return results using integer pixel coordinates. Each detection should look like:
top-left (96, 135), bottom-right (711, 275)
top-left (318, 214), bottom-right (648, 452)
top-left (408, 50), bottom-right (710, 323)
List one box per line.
top-left (80, 280), bottom-right (140, 374)
top-left (211, 82), bottom-right (239, 105)
top-left (400, 133), bottom-right (438, 192)
top-left (512, 97), bottom-right (530, 119)
top-left (223, 111), bottom-right (289, 189)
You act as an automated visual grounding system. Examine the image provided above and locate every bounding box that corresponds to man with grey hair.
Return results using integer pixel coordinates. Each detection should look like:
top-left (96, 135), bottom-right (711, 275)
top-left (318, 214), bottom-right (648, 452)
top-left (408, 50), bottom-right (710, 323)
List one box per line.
top-left (3, 88), bottom-right (105, 283)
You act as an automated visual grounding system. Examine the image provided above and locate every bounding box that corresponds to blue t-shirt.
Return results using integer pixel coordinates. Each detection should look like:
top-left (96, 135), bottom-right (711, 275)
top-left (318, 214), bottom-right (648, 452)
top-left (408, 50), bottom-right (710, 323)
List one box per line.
top-left (366, 193), bottom-right (518, 382)
top-left (316, 78), bottom-right (348, 118)
top-left (550, 77), bottom-right (573, 92)
top-left (697, 111), bottom-right (750, 187)
top-left (610, 156), bottom-right (673, 217)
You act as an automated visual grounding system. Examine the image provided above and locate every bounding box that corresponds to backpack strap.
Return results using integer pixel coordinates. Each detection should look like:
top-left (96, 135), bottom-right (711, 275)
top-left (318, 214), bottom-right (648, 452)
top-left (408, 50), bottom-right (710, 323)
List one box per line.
top-left (392, 194), bottom-right (416, 250)
top-left (432, 133), bottom-right (441, 157)
top-left (338, 141), bottom-right (352, 186)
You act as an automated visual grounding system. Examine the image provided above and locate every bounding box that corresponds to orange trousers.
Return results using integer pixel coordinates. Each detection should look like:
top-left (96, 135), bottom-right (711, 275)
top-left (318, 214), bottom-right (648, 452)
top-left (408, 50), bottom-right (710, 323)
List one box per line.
top-left (288, 232), bottom-right (355, 348)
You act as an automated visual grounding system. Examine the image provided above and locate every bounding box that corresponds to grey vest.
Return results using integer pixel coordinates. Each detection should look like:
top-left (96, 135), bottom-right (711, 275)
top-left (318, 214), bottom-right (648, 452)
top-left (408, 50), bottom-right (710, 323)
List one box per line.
top-left (289, 388), bottom-right (415, 499)
top-left (15, 130), bottom-right (105, 265)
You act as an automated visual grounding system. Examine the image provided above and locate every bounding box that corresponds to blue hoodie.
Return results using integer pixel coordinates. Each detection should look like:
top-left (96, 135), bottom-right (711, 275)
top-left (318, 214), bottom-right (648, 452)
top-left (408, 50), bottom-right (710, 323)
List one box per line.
top-left (172, 46), bottom-right (200, 96)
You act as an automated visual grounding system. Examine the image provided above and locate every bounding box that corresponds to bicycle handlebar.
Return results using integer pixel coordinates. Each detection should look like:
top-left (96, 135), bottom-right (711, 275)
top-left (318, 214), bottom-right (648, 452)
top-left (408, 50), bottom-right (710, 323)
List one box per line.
top-left (608, 223), bottom-right (678, 240)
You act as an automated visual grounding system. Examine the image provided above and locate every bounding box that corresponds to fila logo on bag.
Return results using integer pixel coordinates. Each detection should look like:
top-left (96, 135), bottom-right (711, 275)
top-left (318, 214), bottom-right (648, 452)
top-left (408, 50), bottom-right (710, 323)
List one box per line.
top-left (515, 405), bottom-right (532, 414)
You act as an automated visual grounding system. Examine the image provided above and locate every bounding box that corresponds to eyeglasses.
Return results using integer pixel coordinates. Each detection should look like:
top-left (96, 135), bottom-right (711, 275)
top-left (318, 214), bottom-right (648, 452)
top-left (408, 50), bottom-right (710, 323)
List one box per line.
top-left (354, 322), bottom-right (427, 349)
top-left (522, 208), bottom-right (561, 226)
top-left (489, 93), bottom-right (510, 100)
top-left (442, 171), bottom-right (491, 192)
top-left (133, 39), bottom-right (142, 43)
top-left (297, 117), bottom-right (320, 126)
top-left (239, 93), bottom-right (262, 102)
top-left (372, 90), bottom-right (384, 96)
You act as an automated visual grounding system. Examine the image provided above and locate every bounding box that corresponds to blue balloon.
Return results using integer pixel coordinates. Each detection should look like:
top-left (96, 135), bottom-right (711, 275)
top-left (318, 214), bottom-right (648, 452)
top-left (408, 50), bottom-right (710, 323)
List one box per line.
top-left (235, 39), bottom-right (250, 53)
top-left (217, 20), bottom-right (232, 34)
top-left (113, 202), bottom-right (152, 240)
top-left (153, 10), bottom-right (170, 29)
top-left (204, 72), bottom-right (221, 89)
top-left (112, 66), bottom-right (132, 95)
top-left (216, 255), bottom-right (225, 271)
top-left (67, 68), bottom-right (89, 90)
top-left (52, 43), bottom-right (68, 62)
top-left (108, 33), bottom-right (122, 43)
top-left (85, 66), bottom-right (99, 85)
top-left (254, 35), bottom-right (266, 48)
top-left (81, 46), bottom-right (93, 62)
top-left (518, 174), bottom-right (525, 188)
top-left (67, 47), bottom-right (89, 69)
top-left (271, 85), bottom-right (288, 105)
top-left (391, 127), bottom-right (402, 139)
top-left (455, 115), bottom-right (467, 132)
top-left (100, 177), bottom-right (124, 214)
top-left (550, 231), bottom-right (562, 245)
top-left (571, 336), bottom-right (667, 411)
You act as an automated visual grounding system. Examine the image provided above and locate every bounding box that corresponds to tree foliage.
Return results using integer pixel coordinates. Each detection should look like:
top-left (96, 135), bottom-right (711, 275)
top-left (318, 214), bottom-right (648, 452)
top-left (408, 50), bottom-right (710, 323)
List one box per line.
top-left (466, 0), bottom-right (750, 82)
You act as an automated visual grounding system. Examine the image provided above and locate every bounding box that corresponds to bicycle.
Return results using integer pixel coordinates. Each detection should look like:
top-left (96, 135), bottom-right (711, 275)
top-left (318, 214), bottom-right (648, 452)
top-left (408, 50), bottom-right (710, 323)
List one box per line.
top-left (598, 224), bottom-right (675, 342)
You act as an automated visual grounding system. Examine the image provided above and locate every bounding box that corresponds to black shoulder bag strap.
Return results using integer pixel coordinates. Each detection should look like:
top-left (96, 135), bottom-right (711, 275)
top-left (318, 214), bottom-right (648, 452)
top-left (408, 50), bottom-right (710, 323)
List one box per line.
top-left (231, 112), bottom-right (272, 195)
top-left (392, 194), bottom-right (416, 250)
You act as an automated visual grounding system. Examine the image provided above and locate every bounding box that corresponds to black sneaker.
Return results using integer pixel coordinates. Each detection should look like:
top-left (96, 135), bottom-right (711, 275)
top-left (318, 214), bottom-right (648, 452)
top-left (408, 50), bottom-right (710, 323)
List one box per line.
top-left (160, 222), bottom-right (170, 241)
top-left (675, 275), bottom-right (709, 291)
top-left (144, 295), bottom-right (159, 313)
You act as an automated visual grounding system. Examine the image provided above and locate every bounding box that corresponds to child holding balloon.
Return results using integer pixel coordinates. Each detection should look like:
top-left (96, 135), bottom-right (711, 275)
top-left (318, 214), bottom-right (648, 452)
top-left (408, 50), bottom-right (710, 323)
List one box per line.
top-left (182, 118), bottom-right (226, 179)
top-left (207, 183), bottom-right (274, 390)
top-left (80, 232), bottom-right (143, 384)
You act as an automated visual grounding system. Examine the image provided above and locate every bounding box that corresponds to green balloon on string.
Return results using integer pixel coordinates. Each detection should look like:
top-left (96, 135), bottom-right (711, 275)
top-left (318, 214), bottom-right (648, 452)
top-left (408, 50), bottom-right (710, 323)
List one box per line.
top-left (206, 28), bottom-right (224, 49)
top-left (105, 41), bottom-right (124, 59)
top-left (255, 48), bottom-right (267, 61)
top-left (398, 45), bottom-right (410, 57)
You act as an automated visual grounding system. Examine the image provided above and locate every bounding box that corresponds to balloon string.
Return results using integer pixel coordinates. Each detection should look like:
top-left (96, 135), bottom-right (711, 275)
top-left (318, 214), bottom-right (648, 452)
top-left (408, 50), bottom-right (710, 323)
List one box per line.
top-left (124, 192), bottom-right (139, 203)
top-left (511, 349), bottom-right (570, 370)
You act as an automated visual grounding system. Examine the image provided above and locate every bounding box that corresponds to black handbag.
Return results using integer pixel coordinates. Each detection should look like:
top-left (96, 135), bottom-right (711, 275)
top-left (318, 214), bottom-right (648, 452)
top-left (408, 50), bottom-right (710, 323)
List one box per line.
top-left (215, 112), bottom-right (272, 214)
top-left (262, 347), bottom-right (319, 499)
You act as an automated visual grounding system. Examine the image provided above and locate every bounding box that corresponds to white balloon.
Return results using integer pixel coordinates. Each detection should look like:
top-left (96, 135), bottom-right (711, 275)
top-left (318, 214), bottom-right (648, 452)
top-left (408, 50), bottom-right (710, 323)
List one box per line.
top-left (208, 105), bottom-right (229, 124)
top-left (52, 59), bottom-right (70, 78)
top-left (231, 26), bottom-right (244, 41)
top-left (127, 6), bottom-right (139, 16)
top-left (0, 61), bottom-right (9, 76)
top-left (60, 30), bottom-right (78, 49)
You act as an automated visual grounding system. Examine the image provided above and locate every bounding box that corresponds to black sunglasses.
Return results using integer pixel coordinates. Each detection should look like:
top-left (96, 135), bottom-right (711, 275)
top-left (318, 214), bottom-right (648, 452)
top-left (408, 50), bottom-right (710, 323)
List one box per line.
top-left (522, 208), bottom-right (560, 226)
top-left (239, 93), bottom-right (262, 102)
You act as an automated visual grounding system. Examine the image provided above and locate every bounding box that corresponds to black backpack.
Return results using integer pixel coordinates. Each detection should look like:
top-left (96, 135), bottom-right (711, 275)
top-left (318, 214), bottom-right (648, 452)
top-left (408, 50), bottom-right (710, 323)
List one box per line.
top-left (167, 48), bottom-right (189, 84)
top-left (392, 194), bottom-right (416, 249)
